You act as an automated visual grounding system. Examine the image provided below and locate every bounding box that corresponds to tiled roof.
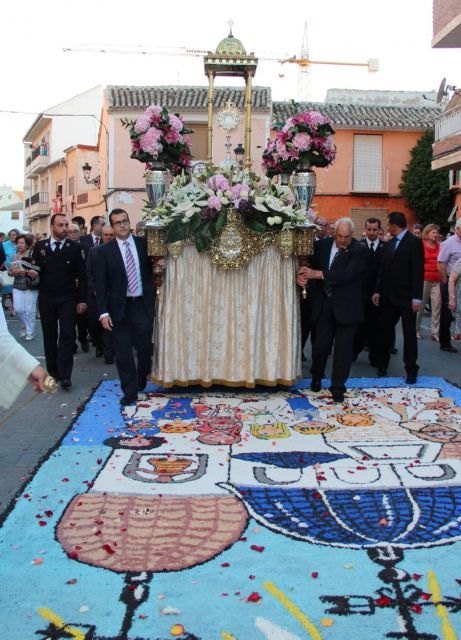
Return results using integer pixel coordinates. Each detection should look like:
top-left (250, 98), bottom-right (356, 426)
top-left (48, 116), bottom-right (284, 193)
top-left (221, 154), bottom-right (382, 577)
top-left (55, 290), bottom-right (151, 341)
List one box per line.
top-left (106, 86), bottom-right (441, 129)
top-left (272, 101), bottom-right (441, 130)
top-left (106, 86), bottom-right (271, 112)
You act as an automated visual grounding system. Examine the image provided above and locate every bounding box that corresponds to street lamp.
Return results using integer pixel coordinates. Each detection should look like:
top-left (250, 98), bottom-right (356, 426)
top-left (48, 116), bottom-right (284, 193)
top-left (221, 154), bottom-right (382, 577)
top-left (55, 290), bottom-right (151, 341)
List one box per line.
top-left (82, 162), bottom-right (100, 188)
top-left (234, 143), bottom-right (244, 167)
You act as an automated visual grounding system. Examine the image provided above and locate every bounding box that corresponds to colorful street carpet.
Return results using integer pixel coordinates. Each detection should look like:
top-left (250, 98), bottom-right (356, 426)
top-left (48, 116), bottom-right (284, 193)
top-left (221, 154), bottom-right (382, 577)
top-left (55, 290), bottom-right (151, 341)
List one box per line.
top-left (2, 377), bottom-right (461, 640)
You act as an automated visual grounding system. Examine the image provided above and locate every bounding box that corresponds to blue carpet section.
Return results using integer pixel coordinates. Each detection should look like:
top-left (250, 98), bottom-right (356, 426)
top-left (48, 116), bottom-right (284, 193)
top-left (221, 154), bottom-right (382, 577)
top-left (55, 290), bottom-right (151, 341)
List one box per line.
top-left (234, 486), bottom-right (461, 547)
top-left (1, 376), bottom-right (461, 640)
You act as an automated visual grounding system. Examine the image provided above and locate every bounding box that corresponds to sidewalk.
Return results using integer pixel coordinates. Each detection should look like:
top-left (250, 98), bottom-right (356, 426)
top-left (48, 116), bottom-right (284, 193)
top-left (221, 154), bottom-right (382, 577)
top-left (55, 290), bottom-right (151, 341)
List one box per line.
top-left (1, 311), bottom-right (460, 518)
top-left (0, 312), bottom-right (117, 517)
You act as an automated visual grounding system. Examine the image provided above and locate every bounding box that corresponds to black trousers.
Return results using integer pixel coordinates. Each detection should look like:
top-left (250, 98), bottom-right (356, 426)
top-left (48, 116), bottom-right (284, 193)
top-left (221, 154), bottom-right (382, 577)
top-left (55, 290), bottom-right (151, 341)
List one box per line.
top-left (38, 295), bottom-right (76, 380)
top-left (376, 300), bottom-right (418, 375)
top-left (439, 282), bottom-right (453, 348)
top-left (310, 296), bottom-right (357, 394)
top-left (87, 296), bottom-right (104, 351)
top-left (111, 299), bottom-right (154, 398)
top-left (353, 299), bottom-right (381, 363)
top-left (76, 310), bottom-right (89, 345)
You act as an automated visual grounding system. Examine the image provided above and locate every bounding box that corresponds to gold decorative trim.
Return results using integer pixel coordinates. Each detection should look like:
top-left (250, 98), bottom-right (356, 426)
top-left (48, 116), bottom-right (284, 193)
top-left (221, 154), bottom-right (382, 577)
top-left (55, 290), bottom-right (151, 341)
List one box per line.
top-left (294, 227), bottom-right (316, 257)
top-left (167, 240), bottom-right (184, 259)
top-left (210, 209), bottom-right (277, 270)
top-left (146, 228), bottom-right (168, 257)
top-left (151, 375), bottom-right (301, 389)
top-left (277, 229), bottom-right (294, 259)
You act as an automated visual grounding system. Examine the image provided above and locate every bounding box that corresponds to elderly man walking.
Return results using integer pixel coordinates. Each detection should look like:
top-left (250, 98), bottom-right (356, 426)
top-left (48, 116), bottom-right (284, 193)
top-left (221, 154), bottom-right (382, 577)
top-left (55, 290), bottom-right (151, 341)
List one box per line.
top-left (297, 217), bottom-right (367, 402)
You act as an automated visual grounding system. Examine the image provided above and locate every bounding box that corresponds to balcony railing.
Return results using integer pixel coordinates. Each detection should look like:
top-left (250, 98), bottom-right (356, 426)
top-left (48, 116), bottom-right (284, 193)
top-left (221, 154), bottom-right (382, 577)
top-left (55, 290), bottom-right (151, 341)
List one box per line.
top-left (25, 145), bottom-right (49, 177)
top-left (435, 109), bottom-right (461, 141)
top-left (27, 192), bottom-right (49, 219)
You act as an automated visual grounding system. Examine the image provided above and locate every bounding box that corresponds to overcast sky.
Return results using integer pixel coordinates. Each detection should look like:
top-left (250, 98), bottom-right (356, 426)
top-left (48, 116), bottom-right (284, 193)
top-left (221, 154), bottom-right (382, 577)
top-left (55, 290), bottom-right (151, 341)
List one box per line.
top-left (1, 0), bottom-right (459, 188)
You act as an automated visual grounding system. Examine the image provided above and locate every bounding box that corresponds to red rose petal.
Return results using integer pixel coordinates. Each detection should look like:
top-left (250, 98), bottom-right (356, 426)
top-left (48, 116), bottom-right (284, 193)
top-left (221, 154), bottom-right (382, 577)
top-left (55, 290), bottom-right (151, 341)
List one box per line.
top-left (246, 591), bottom-right (262, 603)
top-left (311, 572), bottom-right (318, 579)
top-left (102, 544), bottom-right (115, 555)
top-left (38, 521), bottom-right (47, 527)
top-left (412, 573), bottom-right (422, 581)
top-left (221, 562), bottom-right (230, 567)
top-left (250, 545), bottom-right (265, 553)
top-left (375, 595), bottom-right (393, 607)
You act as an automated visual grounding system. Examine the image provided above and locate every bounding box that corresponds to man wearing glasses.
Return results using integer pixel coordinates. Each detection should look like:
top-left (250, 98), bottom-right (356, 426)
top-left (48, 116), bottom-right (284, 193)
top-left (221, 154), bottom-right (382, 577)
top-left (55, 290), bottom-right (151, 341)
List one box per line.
top-left (93, 209), bottom-right (155, 405)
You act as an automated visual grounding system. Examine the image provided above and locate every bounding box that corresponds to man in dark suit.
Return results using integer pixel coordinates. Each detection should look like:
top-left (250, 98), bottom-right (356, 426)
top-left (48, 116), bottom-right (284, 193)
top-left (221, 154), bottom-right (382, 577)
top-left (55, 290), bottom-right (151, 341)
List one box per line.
top-left (80, 215), bottom-right (105, 250)
top-left (94, 208), bottom-right (154, 405)
top-left (372, 211), bottom-right (424, 383)
top-left (353, 217), bottom-right (385, 366)
top-left (31, 213), bottom-right (88, 389)
top-left (297, 217), bottom-right (367, 402)
top-left (87, 224), bottom-right (115, 364)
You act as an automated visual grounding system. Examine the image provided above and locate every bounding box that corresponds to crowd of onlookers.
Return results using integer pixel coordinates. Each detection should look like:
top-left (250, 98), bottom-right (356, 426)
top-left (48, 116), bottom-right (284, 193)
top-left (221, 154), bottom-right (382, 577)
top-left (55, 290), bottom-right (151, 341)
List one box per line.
top-left (305, 214), bottom-right (461, 352)
top-left (2, 212), bottom-right (461, 388)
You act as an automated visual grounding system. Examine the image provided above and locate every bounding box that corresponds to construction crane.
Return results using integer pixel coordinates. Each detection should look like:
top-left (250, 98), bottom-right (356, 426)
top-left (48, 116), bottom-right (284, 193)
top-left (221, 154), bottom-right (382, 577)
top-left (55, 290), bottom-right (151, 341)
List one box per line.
top-left (63, 25), bottom-right (378, 101)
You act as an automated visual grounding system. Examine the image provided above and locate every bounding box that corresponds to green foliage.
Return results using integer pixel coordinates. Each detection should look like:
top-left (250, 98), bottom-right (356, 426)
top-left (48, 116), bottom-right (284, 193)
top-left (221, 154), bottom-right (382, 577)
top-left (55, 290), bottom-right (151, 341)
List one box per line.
top-left (399, 130), bottom-right (453, 230)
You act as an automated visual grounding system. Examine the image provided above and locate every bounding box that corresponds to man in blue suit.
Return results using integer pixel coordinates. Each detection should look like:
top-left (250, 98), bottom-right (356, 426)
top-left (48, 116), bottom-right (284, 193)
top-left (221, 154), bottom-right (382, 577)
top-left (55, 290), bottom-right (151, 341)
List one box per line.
top-left (372, 211), bottom-right (424, 384)
top-left (94, 209), bottom-right (154, 405)
top-left (298, 217), bottom-right (367, 402)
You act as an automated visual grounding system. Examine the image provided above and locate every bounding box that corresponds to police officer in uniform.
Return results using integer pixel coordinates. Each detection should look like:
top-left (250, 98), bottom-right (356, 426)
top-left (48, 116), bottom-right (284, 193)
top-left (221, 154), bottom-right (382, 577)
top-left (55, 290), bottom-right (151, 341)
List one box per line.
top-left (31, 213), bottom-right (87, 389)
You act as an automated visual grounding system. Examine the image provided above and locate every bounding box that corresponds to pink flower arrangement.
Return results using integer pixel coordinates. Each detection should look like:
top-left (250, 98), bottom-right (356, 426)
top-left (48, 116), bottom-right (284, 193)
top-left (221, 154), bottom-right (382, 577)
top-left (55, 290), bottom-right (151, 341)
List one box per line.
top-left (262, 109), bottom-right (336, 177)
top-left (122, 105), bottom-right (193, 176)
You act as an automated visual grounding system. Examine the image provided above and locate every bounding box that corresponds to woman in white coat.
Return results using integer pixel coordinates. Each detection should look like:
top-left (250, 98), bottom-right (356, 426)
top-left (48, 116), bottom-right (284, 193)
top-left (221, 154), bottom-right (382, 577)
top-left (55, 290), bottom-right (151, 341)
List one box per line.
top-left (0, 306), bottom-right (48, 409)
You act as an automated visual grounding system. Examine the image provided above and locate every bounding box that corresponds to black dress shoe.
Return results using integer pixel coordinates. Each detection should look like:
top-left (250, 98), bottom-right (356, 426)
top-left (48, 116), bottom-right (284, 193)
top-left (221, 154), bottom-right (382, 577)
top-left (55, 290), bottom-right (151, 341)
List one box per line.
top-left (105, 357), bottom-right (114, 365)
top-left (138, 378), bottom-right (147, 392)
top-left (405, 375), bottom-right (417, 384)
top-left (95, 347), bottom-right (103, 358)
top-left (120, 395), bottom-right (138, 406)
top-left (331, 392), bottom-right (345, 403)
top-left (441, 345), bottom-right (458, 353)
top-left (80, 341), bottom-right (90, 353)
top-left (60, 378), bottom-right (72, 390)
top-left (377, 368), bottom-right (388, 377)
top-left (310, 377), bottom-right (322, 392)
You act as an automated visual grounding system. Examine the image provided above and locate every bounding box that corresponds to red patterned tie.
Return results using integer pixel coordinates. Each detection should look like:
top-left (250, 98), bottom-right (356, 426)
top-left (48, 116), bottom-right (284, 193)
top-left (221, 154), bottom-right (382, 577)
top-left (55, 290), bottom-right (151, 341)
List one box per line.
top-left (123, 241), bottom-right (138, 293)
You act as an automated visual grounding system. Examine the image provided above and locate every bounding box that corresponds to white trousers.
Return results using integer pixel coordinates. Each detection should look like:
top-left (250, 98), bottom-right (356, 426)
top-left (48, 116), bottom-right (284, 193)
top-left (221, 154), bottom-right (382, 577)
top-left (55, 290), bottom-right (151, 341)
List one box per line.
top-left (13, 288), bottom-right (38, 336)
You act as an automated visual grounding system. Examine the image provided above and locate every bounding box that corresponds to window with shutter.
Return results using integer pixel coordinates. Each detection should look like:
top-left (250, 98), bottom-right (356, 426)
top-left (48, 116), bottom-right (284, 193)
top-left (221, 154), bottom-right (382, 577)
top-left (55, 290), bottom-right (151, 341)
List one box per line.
top-left (353, 134), bottom-right (383, 192)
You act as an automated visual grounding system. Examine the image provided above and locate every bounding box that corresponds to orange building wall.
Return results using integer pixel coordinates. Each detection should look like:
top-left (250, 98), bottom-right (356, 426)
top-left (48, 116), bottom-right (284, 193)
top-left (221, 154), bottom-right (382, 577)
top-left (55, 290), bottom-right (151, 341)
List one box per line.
top-left (310, 128), bottom-right (424, 225)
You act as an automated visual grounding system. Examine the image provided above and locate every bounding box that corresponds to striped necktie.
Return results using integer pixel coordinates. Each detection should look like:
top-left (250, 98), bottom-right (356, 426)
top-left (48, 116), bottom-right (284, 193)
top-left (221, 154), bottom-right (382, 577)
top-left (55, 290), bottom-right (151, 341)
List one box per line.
top-left (123, 241), bottom-right (138, 293)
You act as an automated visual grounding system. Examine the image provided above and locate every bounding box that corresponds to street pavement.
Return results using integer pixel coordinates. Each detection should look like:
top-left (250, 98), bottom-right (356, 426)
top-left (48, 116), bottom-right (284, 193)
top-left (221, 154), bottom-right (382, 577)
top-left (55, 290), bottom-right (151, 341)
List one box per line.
top-left (1, 310), bottom-right (460, 519)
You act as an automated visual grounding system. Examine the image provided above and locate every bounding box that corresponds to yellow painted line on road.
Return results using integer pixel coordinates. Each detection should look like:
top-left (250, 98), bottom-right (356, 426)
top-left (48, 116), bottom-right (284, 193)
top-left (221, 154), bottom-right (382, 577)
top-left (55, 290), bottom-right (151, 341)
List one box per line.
top-left (37, 607), bottom-right (86, 640)
top-left (264, 580), bottom-right (323, 640)
top-left (427, 570), bottom-right (457, 640)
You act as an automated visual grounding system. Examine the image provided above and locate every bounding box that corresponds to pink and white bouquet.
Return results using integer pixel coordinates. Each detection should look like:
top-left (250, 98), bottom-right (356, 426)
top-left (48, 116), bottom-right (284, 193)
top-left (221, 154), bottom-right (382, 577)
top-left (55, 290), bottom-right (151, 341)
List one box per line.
top-left (122, 105), bottom-right (193, 176)
top-left (262, 109), bottom-right (336, 177)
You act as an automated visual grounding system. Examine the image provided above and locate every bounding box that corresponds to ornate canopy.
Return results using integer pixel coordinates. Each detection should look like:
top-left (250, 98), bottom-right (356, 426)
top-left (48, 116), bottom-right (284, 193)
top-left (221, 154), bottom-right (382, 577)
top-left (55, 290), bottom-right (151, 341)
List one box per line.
top-left (204, 28), bottom-right (258, 168)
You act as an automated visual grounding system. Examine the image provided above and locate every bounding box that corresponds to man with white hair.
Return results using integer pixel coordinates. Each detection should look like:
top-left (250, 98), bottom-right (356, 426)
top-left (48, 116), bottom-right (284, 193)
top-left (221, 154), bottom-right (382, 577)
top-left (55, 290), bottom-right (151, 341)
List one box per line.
top-left (297, 217), bottom-right (367, 402)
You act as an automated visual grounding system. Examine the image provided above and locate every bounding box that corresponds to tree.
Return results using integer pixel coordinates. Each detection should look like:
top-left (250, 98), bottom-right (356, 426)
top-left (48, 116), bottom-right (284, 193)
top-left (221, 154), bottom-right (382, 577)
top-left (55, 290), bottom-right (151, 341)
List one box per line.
top-left (399, 129), bottom-right (453, 230)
